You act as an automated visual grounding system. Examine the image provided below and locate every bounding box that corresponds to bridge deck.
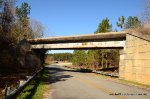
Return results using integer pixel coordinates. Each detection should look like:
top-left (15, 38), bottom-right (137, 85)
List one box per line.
top-left (28, 32), bottom-right (126, 44)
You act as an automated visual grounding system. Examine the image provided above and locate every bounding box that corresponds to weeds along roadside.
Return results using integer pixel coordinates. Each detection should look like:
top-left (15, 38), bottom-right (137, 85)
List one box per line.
top-left (17, 67), bottom-right (49, 99)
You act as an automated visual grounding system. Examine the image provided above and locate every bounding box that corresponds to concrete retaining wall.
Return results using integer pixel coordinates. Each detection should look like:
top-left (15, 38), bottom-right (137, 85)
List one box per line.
top-left (119, 33), bottom-right (150, 85)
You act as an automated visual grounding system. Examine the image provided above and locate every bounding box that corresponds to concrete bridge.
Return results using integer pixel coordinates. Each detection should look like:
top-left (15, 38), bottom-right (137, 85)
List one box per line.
top-left (28, 32), bottom-right (150, 85)
top-left (28, 32), bottom-right (126, 50)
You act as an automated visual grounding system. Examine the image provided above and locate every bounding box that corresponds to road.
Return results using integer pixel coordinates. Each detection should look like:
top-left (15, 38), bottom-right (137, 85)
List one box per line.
top-left (45, 64), bottom-right (150, 99)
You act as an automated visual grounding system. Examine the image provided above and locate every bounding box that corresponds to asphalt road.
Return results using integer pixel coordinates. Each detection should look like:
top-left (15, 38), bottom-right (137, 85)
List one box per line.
top-left (46, 64), bottom-right (150, 99)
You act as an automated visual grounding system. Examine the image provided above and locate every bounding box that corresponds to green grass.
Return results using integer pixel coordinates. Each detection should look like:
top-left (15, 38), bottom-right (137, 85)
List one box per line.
top-left (17, 68), bottom-right (49, 99)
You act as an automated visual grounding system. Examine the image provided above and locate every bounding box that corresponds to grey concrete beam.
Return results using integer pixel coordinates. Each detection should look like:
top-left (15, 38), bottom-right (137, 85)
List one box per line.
top-left (31, 41), bottom-right (125, 50)
top-left (28, 32), bottom-right (127, 44)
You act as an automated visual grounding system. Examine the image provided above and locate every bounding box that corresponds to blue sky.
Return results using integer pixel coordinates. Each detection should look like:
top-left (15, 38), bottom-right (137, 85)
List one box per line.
top-left (17, 0), bottom-right (144, 53)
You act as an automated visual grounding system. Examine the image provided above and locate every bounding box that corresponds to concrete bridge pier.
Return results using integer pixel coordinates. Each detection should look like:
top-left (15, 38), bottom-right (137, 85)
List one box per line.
top-left (119, 49), bottom-right (125, 79)
top-left (32, 49), bottom-right (47, 65)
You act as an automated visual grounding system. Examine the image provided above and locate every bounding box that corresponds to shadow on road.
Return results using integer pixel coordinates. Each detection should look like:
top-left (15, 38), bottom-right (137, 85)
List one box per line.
top-left (45, 66), bottom-right (73, 84)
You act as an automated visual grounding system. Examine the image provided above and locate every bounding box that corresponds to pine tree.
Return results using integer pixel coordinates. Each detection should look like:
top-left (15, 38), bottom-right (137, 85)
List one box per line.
top-left (95, 17), bottom-right (112, 33)
top-left (72, 50), bottom-right (87, 67)
top-left (15, 2), bottom-right (32, 40)
top-left (125, 16), bottom-right (141, 29)
top-left (116, 16), bottom-right (125, 29)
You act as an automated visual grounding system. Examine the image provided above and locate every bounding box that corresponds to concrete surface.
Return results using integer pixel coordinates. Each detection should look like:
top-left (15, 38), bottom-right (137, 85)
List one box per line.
top-left (44, 64), bottom-right (150, 99)
top-left (31, 41), bottom-right (125, 50)
top-left (120, 34), bottom-right (150, 85)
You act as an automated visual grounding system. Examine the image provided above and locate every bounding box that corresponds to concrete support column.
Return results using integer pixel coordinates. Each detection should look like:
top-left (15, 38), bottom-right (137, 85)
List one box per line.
top-left (33, 49), bottom-right (47, 65)
top-left (119, 49), bottom-right (125, 79)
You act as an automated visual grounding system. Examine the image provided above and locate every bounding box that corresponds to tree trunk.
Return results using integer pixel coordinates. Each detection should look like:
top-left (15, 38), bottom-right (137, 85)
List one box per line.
top-left (106, 53), bottom-right (108, 68)
top-left (101, 53), bottom-right (104, 69)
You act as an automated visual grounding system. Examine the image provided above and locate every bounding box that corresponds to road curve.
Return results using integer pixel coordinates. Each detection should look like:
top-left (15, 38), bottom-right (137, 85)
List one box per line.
top-left (45, 64), bottom-right (150, 99)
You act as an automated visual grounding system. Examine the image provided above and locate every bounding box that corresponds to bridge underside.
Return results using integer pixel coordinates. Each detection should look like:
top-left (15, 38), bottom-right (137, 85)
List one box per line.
top-left (31, 41), bottom-right (125, 50)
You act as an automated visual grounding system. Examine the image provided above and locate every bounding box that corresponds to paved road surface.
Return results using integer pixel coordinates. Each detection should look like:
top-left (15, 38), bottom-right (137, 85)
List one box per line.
top-left (46, 64), bottom-right (150, 99)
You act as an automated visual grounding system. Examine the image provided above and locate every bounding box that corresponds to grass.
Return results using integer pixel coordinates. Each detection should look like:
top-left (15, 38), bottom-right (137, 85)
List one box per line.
top-left (17, 68), bottom-right (49, 99)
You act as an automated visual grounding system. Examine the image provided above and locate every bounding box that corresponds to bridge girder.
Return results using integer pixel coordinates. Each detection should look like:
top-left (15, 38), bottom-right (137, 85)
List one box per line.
top-left (31, 41), bottom-right (125, 50)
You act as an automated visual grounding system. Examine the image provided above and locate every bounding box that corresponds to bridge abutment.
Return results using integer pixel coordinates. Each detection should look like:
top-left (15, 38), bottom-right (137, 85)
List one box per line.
top-left (119, 33), bottom-right (150, 85)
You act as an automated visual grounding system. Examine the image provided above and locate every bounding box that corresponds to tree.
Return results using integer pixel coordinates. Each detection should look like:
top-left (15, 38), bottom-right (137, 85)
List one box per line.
top-left (95, 17), bottom-right (112, 33)
top-left (16, 2), bottom-right (31, 19)
top-left (51, 53), bottom-right (73, 62)
top-left (86, 50), bottom-right (99, 70)
top-left (72, 18), bottom-right (119, 70)
top-left (143, 0), bottom-right (150, 22)
top-left (30, 19), bottom-right (44, 38)
top-left (116, 16), bottom-right (125, 29)
top-left (0, 0), bottom-right (46, 74)
top-left (72, 50), bottom-right (87, 67)
top-left (125, 16), bottom-right (141, 29)
top-left (94, 18), bottom-right (115, 69)
top-left (0, 0), bottom-right (16, 47)
top-left (15, 2), bottom-right (32, 40)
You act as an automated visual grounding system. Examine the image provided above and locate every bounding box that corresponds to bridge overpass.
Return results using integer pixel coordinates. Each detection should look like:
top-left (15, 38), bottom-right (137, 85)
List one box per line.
top-left (28, 32), bottom-right (126, 50)
top-left (27, 32), bottom-right (150, 85)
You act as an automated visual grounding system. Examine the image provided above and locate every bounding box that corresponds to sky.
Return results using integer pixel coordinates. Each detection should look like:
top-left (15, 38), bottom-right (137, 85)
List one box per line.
top-left (17, 0), bottom-right (144, 53)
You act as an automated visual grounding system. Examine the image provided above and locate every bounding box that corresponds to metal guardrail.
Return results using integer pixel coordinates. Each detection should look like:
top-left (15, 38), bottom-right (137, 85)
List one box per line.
top-left (4, 68), bottom-right (43, 99)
